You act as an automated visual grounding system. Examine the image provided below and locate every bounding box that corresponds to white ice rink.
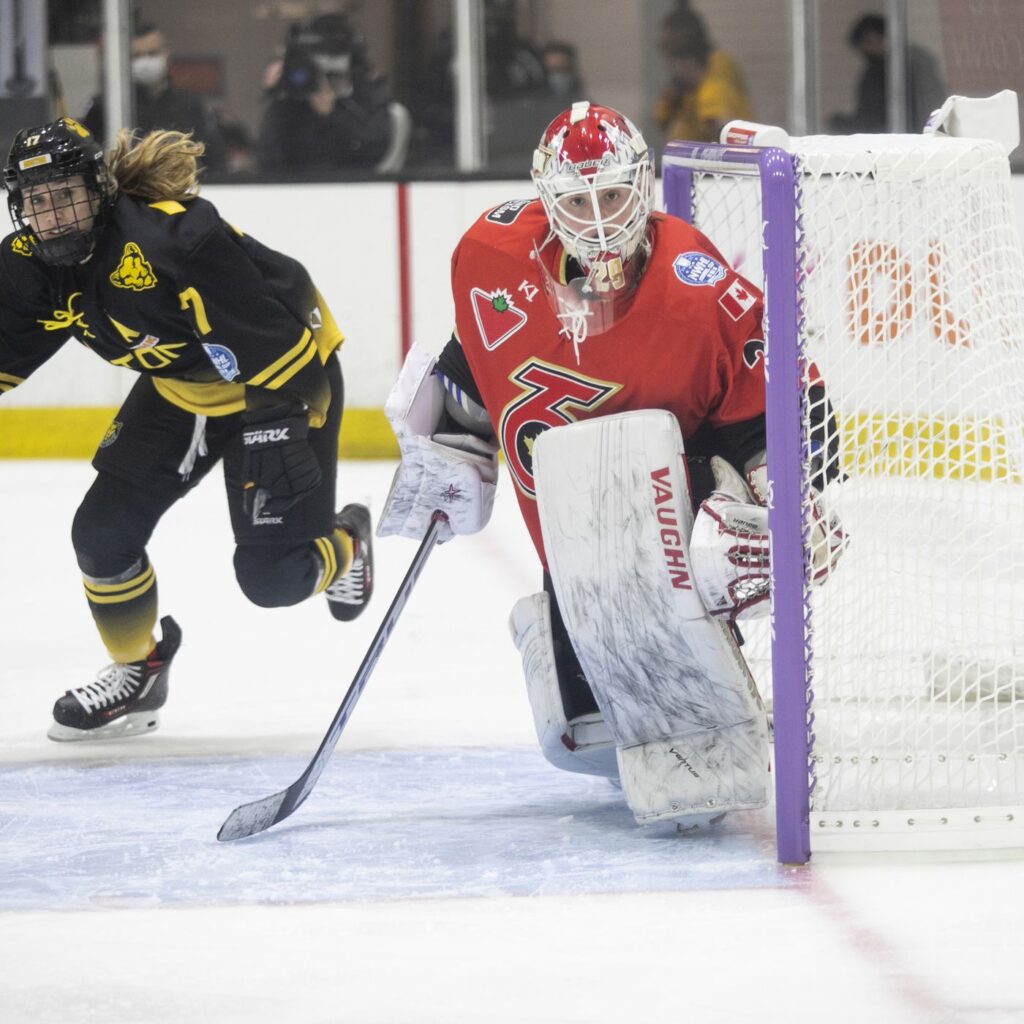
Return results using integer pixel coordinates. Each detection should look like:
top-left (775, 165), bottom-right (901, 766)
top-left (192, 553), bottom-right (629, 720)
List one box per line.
top-left (2, 459), bottom-right (1024, 1024)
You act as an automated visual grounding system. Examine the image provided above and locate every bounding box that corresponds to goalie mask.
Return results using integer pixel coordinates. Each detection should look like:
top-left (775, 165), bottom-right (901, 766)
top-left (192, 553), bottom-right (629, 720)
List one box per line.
top-left (532, 102), bottom-right (654, 274)
top-left (531, 102), bottom-right (655, 355)
top-left (3, 118), bottom-right (114, 267)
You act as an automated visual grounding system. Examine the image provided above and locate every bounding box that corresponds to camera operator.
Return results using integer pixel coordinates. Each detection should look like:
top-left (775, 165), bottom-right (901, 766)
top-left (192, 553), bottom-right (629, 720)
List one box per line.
top-left (256, 14), bottom-right (392, 176)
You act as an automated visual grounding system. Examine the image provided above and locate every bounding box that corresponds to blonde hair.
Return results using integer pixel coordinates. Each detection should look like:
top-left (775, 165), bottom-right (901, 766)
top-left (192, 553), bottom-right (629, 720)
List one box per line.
top-left (106, 129), bottom-right (204, 202)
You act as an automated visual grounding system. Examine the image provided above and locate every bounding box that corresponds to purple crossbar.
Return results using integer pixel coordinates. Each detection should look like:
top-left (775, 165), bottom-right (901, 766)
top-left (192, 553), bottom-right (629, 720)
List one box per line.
top-left (663, 141), bottom-right (812, 864)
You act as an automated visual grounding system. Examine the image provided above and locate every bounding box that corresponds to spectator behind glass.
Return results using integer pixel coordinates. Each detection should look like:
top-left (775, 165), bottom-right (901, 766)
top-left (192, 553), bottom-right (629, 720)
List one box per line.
top-left (403, 0), bottom-right (547, 169)
top-left (542, 42), bottom-right (585, 101)
top-left (653, 5), bottom-right (753, 144)
top-left (828, 13), bottom-right (948, 133)
top-left (256, 13), bottom-right (392, 176)
top-left (80, 22), bottom-right (226, 174)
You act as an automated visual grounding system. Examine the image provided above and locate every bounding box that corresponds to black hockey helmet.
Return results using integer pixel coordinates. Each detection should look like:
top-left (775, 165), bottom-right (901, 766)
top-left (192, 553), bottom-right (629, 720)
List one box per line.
top-left (3, 117), bottom-right (114, 266)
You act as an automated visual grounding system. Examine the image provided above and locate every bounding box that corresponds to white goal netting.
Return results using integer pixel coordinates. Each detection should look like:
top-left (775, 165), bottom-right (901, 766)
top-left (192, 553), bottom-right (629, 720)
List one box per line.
top-left (677, 133), bottom-right (1024, 849)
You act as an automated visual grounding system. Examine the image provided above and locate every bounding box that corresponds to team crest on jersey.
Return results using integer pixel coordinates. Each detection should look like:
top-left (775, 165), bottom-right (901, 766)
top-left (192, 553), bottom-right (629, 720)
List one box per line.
top-left (202, 343), bottom-right (241, 381)
top-left (99, 420), bottom-right (123, 448)
top-left (500, 359), bottom-right (621, 496)
top-left (486, 198), bottom-right (533, 225)
top-left (719, 278), bottom-right (757, 321)
top-left (11, 234), bottom-right (33, 257)
top-left (673, 252), bottom-right (726, 286)
top-left (470, 287), bottom-right (528, 350)
top-left (110, 242), bottom-right (157, 291)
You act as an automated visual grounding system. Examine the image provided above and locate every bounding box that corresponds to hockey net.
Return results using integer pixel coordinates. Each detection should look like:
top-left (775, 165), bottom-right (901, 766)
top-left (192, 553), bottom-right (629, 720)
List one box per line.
top-left (664, 132), bottom-right (1024, 854)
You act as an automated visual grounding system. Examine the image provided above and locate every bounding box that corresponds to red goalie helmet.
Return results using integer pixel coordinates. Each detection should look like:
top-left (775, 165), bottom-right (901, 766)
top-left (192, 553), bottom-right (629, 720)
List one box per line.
top-left (531, 101), bottom-right (655, 272)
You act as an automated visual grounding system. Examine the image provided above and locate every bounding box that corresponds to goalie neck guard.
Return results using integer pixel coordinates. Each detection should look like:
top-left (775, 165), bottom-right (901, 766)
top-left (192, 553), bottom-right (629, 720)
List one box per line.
top-left (3, 118), bottom-right (114, 266)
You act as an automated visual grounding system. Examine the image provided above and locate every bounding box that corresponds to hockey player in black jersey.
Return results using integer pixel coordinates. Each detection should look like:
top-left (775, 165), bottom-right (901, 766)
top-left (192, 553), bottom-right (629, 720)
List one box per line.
top-left (0, 117), bottom-right (374, 741)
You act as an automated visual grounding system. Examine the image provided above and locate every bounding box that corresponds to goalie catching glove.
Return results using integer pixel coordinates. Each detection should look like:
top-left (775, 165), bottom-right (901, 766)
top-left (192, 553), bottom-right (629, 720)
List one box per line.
top-left (240, 403), bottom-right (322, 522)
top-left (377, 344), bottom-right (498, 544)
top-left (691, 456), bottom-right (847, 620)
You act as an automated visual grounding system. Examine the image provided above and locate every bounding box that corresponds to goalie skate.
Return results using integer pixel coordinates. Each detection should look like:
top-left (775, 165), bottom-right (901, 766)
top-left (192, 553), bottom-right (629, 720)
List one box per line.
top-left (48, 615), bottom-right (182, 742)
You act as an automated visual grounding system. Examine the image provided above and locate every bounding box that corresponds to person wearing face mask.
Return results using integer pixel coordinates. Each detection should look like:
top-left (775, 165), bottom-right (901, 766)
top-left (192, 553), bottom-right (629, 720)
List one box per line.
top-left (653, 5), bottom-right (753, 145)
top-left (256, 14), bottom-right (392, 175)
top-left (80, 22), bottom-right (227, 174)
top-left (541, 43), bottom-right (585, 102)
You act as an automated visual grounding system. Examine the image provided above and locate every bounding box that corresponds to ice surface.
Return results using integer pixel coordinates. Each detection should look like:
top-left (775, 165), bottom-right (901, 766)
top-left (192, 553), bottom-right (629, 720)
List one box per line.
top-left (2, 460), bottom-right (1024, 1023)
top-left (0, 750), bottom-right (780, 912)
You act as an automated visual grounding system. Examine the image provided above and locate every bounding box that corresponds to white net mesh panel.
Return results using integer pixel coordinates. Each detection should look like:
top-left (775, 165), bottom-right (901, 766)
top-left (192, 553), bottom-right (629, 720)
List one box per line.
top-left (684, 134), bottom-right (1024, 839)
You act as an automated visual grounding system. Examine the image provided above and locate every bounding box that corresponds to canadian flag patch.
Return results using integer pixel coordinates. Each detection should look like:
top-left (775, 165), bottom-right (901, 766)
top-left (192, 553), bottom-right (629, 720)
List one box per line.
top-left (470, 287), bottom-right (528, 350)
top-left (718, 279), bottom-right (757, 321)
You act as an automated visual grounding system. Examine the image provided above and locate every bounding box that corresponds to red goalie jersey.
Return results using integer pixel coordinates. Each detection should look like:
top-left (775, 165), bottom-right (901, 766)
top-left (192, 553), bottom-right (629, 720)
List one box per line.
top-left (446, 198), bottom-right (767, 565)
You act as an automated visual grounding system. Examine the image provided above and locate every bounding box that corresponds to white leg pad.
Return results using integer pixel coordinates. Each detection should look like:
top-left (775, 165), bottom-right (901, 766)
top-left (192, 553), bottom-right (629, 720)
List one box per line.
top-left (509, 592), bottom-right (619, 778)
top-left (618, 720), bottom-right (771, 823)
top-left (532, 410), bottom-right (770, 823)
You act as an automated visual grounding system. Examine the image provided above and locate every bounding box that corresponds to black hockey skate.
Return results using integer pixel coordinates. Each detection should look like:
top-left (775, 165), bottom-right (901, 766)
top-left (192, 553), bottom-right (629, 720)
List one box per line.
top-left (47, 616), bottom-right (182, 742)
top-left (326, 503), bottom-right (374, 621)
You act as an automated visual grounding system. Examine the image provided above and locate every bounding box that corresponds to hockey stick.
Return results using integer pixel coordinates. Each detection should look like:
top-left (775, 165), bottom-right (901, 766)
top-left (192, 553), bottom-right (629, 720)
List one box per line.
top-left (217, 511), bottom-right (448, 842)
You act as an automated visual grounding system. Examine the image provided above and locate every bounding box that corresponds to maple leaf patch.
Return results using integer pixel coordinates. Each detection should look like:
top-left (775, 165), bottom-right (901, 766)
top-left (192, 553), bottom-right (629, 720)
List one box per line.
top-left (470, 287), bottom-right (528, 351)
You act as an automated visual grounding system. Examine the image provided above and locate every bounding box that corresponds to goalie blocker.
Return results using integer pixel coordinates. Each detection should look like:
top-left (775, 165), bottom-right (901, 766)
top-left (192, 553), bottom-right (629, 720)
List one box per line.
top-left (514, 410), bottom-right (771, 825)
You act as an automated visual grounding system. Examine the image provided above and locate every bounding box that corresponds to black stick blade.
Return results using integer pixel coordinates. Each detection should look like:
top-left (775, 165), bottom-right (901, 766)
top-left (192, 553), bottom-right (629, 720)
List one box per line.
top-left (217, 789), bottom-right (289, 842)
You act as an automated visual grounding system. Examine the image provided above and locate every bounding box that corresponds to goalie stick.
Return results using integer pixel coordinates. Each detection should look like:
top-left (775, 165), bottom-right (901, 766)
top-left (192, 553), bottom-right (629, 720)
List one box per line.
top-left (217, 511), bottom-right (448, 842)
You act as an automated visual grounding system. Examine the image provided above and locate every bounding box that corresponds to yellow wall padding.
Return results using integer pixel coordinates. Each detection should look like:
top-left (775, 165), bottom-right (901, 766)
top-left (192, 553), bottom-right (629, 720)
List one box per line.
top-left (0, 407), bottom-right (399, 460)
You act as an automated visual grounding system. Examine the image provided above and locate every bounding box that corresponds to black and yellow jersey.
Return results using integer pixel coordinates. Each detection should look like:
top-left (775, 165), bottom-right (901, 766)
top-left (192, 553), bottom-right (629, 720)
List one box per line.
top-left (0, 194), bottom-right (343, 425)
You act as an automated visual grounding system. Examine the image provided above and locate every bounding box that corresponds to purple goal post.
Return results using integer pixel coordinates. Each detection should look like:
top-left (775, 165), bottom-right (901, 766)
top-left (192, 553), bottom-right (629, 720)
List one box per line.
top-left (663, 141), bottom-right (813, 865)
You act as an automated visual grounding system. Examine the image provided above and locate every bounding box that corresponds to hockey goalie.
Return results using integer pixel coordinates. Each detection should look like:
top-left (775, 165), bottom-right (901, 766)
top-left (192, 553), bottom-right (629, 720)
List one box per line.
top-left (378, 101), bottom-right (844, 830)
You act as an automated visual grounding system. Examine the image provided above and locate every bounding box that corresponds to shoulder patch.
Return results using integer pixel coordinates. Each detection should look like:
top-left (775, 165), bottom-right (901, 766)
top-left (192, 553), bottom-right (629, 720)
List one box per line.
top-left (202, 343), bottom-right (241, 381)
top-left (110, 242), bottom-right (158, 291)
top-left (486, 198), bottom-right (534, 226)
top-left (11, 234), bottom-right (33, 257)
top-left (470, 287), bottom-right (528, 350)
top-left (719, 279), bottom-right (757, 321)
top-left (672, 251), bottom-right (726, 287)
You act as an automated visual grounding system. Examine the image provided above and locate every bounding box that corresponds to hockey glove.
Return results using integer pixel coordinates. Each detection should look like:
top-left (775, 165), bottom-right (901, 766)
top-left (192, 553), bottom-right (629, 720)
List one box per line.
top-left (377, 432), bottom-right (498, 544)
top-left (692, 457), bottom-right (848, 619)
top-left (240, 405), bottom-right (322, 522)
top-left (745, 460), bottom-right (848, 584)
top-left (691, 456), bottom-right (771, 620)
top-left (376, 343), bottom-right (498, 544)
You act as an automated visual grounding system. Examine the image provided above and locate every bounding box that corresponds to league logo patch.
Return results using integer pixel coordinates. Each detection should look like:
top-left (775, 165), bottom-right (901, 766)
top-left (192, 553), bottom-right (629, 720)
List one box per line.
top-left (202, 343), bottom-right (241, 381)
top-left (110, 242), bottom-right (157, 291)
top-left (99, 420), bottom-right (122, 448)
top-left (470, 287), bottom-right (528, 350)
top-left (673, 251), bottom-right (726, 286)
top-left (486, 198), bottom-right (533, 225)
top-left (719, 279), bottom-right (757, 321)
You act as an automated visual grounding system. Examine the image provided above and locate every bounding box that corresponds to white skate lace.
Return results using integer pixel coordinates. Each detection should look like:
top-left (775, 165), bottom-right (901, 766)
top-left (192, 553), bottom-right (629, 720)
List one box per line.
top-left (327, 550), bottom-right (366, 606)
top-left (71, 662), bottom-right (145, 713)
